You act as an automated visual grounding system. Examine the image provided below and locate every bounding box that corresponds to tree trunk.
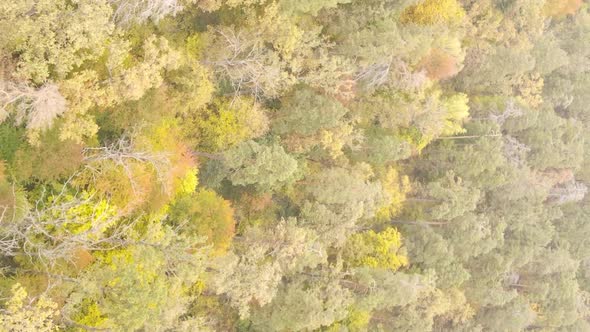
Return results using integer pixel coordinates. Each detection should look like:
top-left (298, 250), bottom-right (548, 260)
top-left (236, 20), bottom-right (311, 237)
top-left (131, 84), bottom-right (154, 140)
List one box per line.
top-left (390, 220), bottom-right (449, 226)
top-left (191, 151), bottom-right (225, 161)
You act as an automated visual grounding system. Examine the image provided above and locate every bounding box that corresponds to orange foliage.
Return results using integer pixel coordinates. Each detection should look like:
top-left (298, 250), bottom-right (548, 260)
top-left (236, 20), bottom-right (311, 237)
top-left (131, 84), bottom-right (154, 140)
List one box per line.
top-left (83, 120), bottom-right (197, 213)
top-left (535, 168), bottom-right (575, 187)
top-left (137, 120), bottom-right (197, 196)
top-left (237, 192), bottom-right (273, 214)
top-left (13, 136), bottom-right (84, 181)
top-left (334, 75), bottom-right (357, 105)
top-left (544, 0), bottom-right (583, 17)
top-left (170, 189), bottom-right (235, 254)
top-left (86, 162), bottom-right (153, 213)
top-left (0, 161), bottom-right (5, 182)
top-left (0, 182), bottom-right (15, 219)
top-left (417, 48), bottom-right (459, 81)
top-left (72, 248), bottom-right (95, 270)
top-left (167, 142), bottom-right (195, 194)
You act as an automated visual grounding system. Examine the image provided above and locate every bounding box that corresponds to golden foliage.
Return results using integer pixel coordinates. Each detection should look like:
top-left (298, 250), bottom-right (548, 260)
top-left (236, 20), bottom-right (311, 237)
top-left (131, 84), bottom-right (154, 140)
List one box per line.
top-left (376, 167), bottom-right (412, 221)
top-left (170, 189), bottom-right (236, 254)
top-left (515, 73), bottom-right (544, 109)
top-left (0, 283), bottom-right (58, 332)
top-left (544, 0), bottom-right (583, 17)
top-left (191, 98), bottom-right (269, 152)
top-left (401, 0), bottom-right (466, 26)
top-left (343, 228), bottom-right (409, 271)
top-left (72, 247), bottom-right (95, 270)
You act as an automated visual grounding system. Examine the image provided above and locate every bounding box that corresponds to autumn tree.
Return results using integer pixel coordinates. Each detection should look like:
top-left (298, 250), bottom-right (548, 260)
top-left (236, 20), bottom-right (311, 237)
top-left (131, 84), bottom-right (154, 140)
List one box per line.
top-left (0, 0), bottom-right (113, 84)
top-left (343, 228), bottom-right (408, 271)
top-left (0, 284), bottom-right (58, 332)
top-left (400, 0), bottom-right (466, 26)
top-left (169, 188), bottom-right (235, 254)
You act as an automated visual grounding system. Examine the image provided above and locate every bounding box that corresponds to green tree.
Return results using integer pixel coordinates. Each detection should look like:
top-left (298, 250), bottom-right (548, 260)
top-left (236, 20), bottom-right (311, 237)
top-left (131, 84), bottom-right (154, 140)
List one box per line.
top-left (250, 273), bottom-right (353, 331)
top-left (222, 140), bottom-right (299, 190)
top-left (211, 219), bottom-right (324, 317)
top-left (303, 165), bottom-right (388, 221)
top-left (272, 87), bottom-right (347, 136)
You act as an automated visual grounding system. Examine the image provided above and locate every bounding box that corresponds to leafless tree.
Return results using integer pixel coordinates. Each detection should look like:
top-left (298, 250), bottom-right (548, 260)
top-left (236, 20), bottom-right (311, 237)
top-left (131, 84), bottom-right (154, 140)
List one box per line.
top-left (355, 59), bottom-right (427, 91)
top-left (0, 186), bottom-right (135, 268)
top-left (356, 62), bottom-right (392, 89)
top-left (503, 135), bottom-right (530, 167)
top-left (548, 180), bottom-right (588, 205)
top-left (83, 137), bottom-right (172, 195)
top-left (0, 81), bottom-right (67, 130)
top-left (207, 27), bottom-right (287, 100)
top-left (109, 0), bottom-right (184, 26)
top-left (489, 99), bottom-right (524, 127)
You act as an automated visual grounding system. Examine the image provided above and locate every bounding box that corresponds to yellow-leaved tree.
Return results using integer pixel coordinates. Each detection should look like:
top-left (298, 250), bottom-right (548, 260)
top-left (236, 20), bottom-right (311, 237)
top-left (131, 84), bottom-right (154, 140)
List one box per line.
top-left (401, 0), bottom-right (466, 26)
top-left (343, 227), bottom-right (408, 271)
top-left (376, 167), bottom-right (412, 222)
top-left (0, 284), bottom-right (58, 332)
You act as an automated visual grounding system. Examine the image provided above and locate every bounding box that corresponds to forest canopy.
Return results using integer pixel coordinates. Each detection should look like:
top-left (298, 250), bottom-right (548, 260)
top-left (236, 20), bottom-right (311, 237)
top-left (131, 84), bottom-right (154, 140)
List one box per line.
top-left (1, 0), bottom-right (590, 331)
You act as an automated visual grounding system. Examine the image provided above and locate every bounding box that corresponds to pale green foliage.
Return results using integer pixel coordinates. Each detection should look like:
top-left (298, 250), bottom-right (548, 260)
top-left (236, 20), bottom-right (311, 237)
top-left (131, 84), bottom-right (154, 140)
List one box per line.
top-left (353, 132), bottom-right (413, 165)
top-left (351, 268), bottom-right (434, 311)
top-left (506, 107), bottom-right (584, 170)
top-left (426, 171), bottom-right (481, 220)
top-left (440, 213), bottom-right (505, 262)
top-left (304, 165), bottom-right (388, 220)
top-left (404, 226), bottom-right (471, 289)
top-left (222, 140), bottom-right (298, 189)
top-left (211, 219), bottom-right (324, 317)
top-left (0, 284), bottom-right (58, 332)
top-left (457, 46), bottom-right (536, 95)
top-left (299, 201), bottom-right (358, 247)
top-left (278, 0), bottom-right (351, 15)
top-left (532, 34), bottom-right (570, 75)
top-left (475, 298), bottom-right (536, 332)
top-left (250, 273), bottom-right (353, 331)
top-left (273, 87), bottom-right (347, 136)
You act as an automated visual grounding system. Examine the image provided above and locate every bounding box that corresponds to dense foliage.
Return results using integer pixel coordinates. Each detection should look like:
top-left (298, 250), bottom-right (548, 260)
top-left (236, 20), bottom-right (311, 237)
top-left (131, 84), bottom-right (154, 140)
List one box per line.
top-left (0, 0), bottom-right (589, 330)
